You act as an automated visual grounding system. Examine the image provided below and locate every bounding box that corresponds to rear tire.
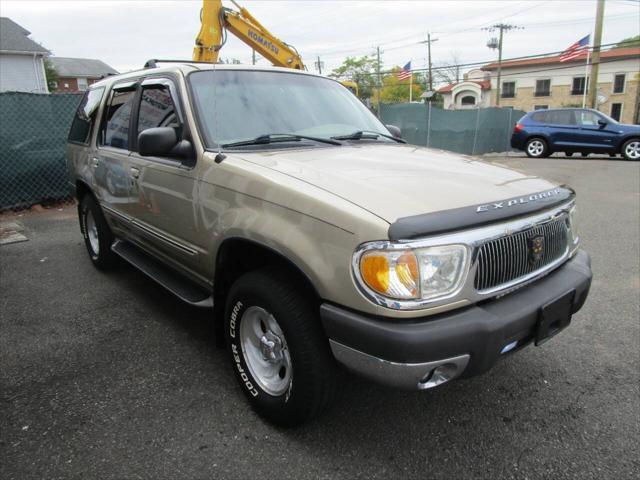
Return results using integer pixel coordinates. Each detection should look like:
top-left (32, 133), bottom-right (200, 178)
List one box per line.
top-left (224, 267), bottom-right (338, 427)
top-left (79, 195), bottom-right (116, 270)
top-left (565, 152), bottom-right (573, 157)
top-left (525, 138), bottom-right (550, 158)
top-left (621, 138), bottom-right (640, 161)
top-left (581, 152), bottom-right (589, 157)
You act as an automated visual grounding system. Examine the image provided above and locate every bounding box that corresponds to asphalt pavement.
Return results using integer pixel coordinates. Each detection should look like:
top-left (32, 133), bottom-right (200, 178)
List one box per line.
top-left (1, 154), bottom-right (639, 479)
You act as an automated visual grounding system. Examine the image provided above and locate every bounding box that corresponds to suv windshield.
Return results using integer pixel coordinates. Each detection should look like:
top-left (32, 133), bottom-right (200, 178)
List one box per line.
top-left (189, 70), bottom-right (392, 148)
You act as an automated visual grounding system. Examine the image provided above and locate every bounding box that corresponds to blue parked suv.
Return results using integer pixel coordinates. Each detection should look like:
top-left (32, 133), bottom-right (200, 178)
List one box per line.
top-left (511, 108), bottom-right (640, 161)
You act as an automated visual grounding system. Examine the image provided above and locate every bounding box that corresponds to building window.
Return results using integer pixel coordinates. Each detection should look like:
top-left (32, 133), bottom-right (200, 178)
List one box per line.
top-left (64, 82), bottom-right (69, 88)
top-left (535, 79), bottom-right (551, 97)
top-left (501, 81), bottom-right (515, 98)
top-left (77, 78), bottom-right (89, 91)
top-left (613, 74), bottom-right (625, 94)
top-left (571, 76), bottom-right (587, 95)
top-left (534, 105), bottom-right (548, 110)
top-left (610, 103), bottom-right (622, 121)
top-left (461, 95), bottom-right (476, 106)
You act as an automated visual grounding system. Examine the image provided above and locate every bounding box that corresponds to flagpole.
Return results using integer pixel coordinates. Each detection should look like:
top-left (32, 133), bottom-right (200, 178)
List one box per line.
top-left (409, 72), bottom-right (413, 103)
top-left (582, 37), bottom-right (591, 109)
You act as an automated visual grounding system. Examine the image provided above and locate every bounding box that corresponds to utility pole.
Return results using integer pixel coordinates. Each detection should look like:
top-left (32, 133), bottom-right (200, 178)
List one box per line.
top-left (484, 24), bottom-right (522, 106)
top-left (588, 0), bottom-right (606, 109)
top-left (315, 55), bottom-right (323, 75)
top-left (419, 33), bottom-right (438, 92)
top-left (376, 46), bottom-right (382, 113)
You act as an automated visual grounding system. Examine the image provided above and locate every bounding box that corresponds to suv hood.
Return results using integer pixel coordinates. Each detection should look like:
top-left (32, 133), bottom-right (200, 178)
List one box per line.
top-left (235, 144), bottom-right (559, 223)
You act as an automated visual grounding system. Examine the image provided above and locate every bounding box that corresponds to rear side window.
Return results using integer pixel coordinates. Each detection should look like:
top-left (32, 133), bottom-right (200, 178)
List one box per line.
top-left (100, 89), bottom-right (136, 150)
top-left (546, 110), bottom-right (574, 125)
top-left (68, 87), bottom-right (105, 144)
top-left (137, 85), bottom-right (180, 137)
top-left (530, 111), bottom-right (547, 123)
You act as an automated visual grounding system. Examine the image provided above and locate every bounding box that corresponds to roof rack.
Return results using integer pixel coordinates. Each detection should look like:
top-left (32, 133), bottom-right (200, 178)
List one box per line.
top-left (144, 59), bottom-right (217, 68)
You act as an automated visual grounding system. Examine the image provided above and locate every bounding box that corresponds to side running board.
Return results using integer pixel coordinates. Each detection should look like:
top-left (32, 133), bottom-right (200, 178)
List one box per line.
top-left (111, 240), bottom-right (213, 308)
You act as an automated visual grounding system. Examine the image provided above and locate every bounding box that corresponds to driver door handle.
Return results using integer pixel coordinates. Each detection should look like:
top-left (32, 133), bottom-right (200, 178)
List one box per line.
top-left (130, 167), bottom-right (140, 179)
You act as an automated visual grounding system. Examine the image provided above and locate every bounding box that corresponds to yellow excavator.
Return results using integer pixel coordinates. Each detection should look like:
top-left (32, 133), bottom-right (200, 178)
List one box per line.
top-left (192, 0), bottom-right (358, 95)
top-left (193, 0), bottom-right (304, 69)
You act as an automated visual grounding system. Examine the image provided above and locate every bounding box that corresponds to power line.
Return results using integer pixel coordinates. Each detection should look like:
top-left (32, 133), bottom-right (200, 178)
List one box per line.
top-left (340, 41), bottom-right (626, 78)
top-left (318, 11), bottom-right (635, 62)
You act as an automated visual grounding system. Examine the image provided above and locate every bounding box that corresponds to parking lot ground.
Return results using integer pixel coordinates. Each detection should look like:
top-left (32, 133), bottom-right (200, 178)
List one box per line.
top-left (1, 155), bottom-right (639, 480)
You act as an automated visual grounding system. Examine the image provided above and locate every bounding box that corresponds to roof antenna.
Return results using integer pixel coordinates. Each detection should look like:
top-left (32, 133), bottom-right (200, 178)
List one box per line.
top-left (212, 60), bottom-right (226, 164)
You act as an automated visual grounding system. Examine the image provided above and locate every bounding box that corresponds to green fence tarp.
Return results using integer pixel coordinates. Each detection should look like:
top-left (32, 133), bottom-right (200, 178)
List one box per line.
top-left (380, 103), bottom-right (526, 155)
top-left (0, 94), bottom-right (524, 210)
top-left (0, 92), bottom-right (82, 210)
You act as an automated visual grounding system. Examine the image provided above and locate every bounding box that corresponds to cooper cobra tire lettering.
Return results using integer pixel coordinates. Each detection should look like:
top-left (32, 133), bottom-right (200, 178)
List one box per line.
top-left (231, 343), bottom-right (259, 397)
top-left (229, 301), bottom-right (243, 339)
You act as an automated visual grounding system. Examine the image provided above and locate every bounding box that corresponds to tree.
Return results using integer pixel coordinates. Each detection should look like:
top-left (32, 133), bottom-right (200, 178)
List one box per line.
top-left (613, 35), bottom-right (640, 49)
top-left (330, 55), bottom-right (379, 100)
top-left (379, 68), bottom-right (423, 103)
top-left (44, 58), bottom-right (59, 92)
top-left (434, 52), bottom-right (463, 87)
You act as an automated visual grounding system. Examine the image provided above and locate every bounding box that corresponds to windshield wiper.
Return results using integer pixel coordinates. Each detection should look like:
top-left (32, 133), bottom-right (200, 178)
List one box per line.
top-left (221, 133), bottom-right (342, 148)
top-left (331, 130), bottom-right (406, 143)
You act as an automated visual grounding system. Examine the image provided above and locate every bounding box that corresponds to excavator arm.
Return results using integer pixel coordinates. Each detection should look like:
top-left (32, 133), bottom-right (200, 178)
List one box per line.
top-left (193, 0), bottom-right (305, 70)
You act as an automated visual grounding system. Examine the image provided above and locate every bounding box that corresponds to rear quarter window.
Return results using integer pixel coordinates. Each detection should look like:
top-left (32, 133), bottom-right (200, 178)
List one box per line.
top-left (530, 111), bottom-right (547, 123)
top-left (68, 87), bottom-right (105, 145)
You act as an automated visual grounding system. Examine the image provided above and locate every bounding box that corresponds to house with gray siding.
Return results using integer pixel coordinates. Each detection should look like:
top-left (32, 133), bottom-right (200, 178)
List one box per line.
top-left (0, 17), bottom-right (50, 93)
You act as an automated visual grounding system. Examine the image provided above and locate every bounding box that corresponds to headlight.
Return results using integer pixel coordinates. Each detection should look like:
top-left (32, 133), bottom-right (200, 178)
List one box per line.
top-left (568, 206), bottom-right (579, 247)
top-left (355, 243), bottom-right (469, 306)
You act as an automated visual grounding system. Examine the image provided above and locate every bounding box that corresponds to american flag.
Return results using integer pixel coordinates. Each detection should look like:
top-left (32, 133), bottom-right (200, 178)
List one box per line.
top-left (559, 35), bottom-right (590, 62)
top-left (396, 61), bottom-right (412, 80)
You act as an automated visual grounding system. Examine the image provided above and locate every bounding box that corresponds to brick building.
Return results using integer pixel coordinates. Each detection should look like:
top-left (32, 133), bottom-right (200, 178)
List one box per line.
top-left (49, 57), bottom-right (118, 93)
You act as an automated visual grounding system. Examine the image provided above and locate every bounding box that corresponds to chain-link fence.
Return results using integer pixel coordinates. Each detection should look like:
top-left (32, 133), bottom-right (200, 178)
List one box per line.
top-left (0, 92), bottom-right (83, 211)
top-left (0, 93), bottom-right (525, 211)
top-left (380, 103), bottom-right (527, 155)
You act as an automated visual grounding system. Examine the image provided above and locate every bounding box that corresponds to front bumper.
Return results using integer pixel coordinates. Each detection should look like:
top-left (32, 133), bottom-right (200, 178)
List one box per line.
top-left (321, 250), bottom-right (592, 390)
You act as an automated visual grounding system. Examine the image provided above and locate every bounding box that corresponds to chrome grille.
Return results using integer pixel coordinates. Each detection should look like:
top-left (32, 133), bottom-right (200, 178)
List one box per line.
top-left (474, 217), bottom-right (569, 292)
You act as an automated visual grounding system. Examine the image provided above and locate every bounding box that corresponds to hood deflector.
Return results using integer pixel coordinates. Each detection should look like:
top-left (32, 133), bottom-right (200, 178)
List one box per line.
top-left (388, 186), bottom-right (575, 240)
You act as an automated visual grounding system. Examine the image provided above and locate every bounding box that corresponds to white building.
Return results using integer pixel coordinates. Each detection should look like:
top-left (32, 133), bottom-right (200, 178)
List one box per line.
top-left (436, 69), bottom-right (492, 109)
top-left (0, 17), bottom-right (50, 93)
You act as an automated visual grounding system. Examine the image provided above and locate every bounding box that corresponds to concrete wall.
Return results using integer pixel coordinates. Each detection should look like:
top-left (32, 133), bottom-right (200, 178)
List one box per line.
top-left (0, 53), bottom-right (48, 93)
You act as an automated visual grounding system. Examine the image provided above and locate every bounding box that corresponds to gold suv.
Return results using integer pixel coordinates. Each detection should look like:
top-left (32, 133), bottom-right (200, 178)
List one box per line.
top-left (67, 62), bottom-right (592, 426)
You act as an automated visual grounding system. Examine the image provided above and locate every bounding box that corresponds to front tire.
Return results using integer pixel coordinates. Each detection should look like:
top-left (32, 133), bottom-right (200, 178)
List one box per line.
top-left (224, 267), bottom-right (338, 427)
top-left (621, 138), bottom-right (640, 161)
top-left (525, 138), bottom-right (550, 158)
top-left (79, 195), bottom-right (116, 269)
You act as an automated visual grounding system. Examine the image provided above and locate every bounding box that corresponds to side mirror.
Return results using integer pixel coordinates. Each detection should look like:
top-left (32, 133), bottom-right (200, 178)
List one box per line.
top-left (386, 124), bottom-right (403, 139)
top-left (138, 127), bottom-right (178, 157)
top-left (138, 127), bottom-right (195, 161)
top-left (597, 119), bottom-right (607, 128)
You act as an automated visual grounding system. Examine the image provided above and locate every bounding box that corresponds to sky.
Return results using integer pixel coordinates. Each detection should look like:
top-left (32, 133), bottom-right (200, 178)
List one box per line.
top-left (1, 0), bottom-right (639, 79)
